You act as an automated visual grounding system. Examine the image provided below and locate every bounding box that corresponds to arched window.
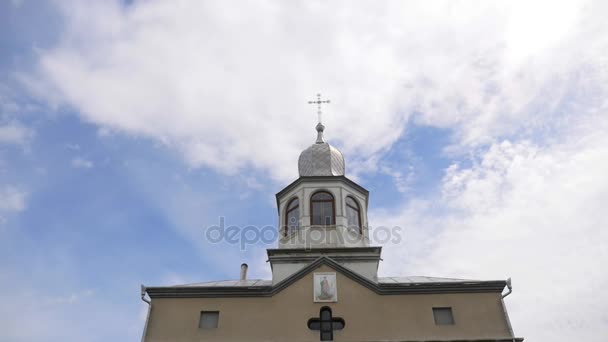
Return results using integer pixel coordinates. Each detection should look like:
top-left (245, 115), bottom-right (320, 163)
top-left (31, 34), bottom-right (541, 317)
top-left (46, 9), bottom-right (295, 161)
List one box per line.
top-left (345, 196), bottom-right (362, 233)
top-left (285, 198), bottom-right (300, 236)
top-left (311, 191), bottom-right (335, 225)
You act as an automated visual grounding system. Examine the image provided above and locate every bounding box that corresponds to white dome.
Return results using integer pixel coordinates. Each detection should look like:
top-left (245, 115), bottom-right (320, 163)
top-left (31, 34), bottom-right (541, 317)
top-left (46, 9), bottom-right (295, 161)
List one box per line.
top-left (298, 123), bottom-right (345, 177)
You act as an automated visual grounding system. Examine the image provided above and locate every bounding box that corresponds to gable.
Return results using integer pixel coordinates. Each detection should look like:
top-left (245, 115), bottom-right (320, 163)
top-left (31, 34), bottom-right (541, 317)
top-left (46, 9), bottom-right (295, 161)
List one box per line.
top-left (273, 263), bottom-right (376, 303)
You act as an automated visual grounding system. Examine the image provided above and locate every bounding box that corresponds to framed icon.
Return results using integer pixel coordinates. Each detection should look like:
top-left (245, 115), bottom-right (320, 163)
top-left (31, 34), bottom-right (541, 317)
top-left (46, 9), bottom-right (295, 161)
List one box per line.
top-left (314, 272), bottom-right (337, 302)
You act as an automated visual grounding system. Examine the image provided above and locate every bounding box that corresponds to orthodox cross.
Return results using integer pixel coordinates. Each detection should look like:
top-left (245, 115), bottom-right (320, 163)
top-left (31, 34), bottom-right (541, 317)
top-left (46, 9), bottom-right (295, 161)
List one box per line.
top-left (307, 307), bottom-right (345, 341)
top-left (308, 93), bottom-right (331, 124)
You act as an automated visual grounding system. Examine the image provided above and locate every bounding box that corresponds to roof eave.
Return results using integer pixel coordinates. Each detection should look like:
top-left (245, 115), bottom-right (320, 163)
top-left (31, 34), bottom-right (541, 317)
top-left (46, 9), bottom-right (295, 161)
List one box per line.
top-left (145, 257), bottom-right (506, 299)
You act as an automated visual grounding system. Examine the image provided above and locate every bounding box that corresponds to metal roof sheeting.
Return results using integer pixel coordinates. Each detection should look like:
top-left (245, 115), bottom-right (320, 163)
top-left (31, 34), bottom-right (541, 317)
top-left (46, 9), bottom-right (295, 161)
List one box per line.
top-left (173, 276), bottom-right (480, 288)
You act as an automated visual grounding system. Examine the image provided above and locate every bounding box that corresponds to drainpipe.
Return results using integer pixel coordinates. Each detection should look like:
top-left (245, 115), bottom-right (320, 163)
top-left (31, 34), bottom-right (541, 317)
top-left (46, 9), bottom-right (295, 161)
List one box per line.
top-left (502, 277), bottom-right (513, 298)
top-left (140, 285), bottom-right (152, 342)
top-left (141, 284), bottom-right (151, 304)
top-left (500, 278), bottom-right (516, 341)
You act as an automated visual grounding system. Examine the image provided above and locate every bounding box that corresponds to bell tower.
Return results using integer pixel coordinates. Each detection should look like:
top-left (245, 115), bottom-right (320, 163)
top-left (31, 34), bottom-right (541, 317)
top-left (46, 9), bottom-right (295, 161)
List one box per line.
top-left (276, 121), bottom-right (370, 249)
top-left (267, 96), bottom-right (382, 284)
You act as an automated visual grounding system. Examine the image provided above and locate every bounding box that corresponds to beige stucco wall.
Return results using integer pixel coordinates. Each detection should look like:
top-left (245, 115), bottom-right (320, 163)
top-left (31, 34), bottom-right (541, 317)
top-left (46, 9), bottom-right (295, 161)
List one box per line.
top-left (144, 265), bottom-right (511, 342)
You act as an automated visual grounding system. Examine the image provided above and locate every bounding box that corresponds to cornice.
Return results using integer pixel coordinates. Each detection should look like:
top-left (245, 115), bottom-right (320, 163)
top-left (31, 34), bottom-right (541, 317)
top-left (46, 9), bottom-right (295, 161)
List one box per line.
top-left (145, 257), bottom-right (506, 299)
top-left (267, 246), bottom-right (382, 264)
top-left (266, 246), bottom-right (381, 256)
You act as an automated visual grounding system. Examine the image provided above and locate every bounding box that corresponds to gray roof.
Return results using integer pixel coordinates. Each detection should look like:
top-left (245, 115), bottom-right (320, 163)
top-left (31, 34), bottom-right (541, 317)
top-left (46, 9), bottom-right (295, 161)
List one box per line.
top-left (377, 276), bottom-right (476, 284)
top-left (145, 257), bottom-right (507, 298)
top-left (174, 279), bottom-right (272, 287)
top-left (173, 276), bottom-right (477, 288)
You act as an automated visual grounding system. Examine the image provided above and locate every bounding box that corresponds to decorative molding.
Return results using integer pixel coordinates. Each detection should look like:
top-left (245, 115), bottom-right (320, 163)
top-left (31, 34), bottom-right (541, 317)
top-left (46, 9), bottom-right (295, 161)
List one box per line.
top-left (269, 255), bottom-right (380, 263)
top-left (268, 247), bottom-right (382, 264)
top-left (267, 246), bottom-right (381, 256)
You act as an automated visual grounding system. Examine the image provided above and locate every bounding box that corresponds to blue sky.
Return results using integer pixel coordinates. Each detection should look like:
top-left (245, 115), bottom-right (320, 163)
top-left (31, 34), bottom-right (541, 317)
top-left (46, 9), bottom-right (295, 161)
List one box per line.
top-left (1, 1), bottom-right (608, 341)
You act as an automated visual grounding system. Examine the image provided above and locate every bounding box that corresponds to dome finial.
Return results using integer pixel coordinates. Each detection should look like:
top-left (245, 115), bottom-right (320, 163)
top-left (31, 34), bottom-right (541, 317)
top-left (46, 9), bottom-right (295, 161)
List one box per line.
top-left (315, 122), bottom-right (325, 143)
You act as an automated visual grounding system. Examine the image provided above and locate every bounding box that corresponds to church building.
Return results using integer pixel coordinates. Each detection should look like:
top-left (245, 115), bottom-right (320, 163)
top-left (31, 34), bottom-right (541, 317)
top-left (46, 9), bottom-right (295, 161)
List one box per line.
top-left (140, 102), bottom-right (523, 341)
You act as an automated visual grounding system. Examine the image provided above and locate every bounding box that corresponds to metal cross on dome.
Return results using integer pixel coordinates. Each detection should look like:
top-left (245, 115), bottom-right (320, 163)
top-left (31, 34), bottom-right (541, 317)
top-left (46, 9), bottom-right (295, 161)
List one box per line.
top-left (308, 93), bottom-right (331, 124)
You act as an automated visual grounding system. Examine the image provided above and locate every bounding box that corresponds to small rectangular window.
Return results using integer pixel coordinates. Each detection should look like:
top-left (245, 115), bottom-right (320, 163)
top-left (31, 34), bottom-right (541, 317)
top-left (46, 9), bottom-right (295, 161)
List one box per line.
top-left (199, 311), bottom-right (219, 329)
top-left (433, 307), bottom-right (455, 325)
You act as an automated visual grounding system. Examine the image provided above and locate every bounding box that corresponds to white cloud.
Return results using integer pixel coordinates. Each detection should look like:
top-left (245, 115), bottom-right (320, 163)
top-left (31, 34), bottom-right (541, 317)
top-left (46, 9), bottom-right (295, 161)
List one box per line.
top-left (374, 112), bottom-right (608, 341)
top-left (70, 157), bottom-right (94, 169)
top-left (0, 86), bottom-right (35, 147)
top-left (0, 122), bottom-right (33, 146)
top-left (0, 186), bottom-right (27, 212)
top-left (24, 0), bottom-right (608, 181)
top-left (379, 164), bottom-right (415, 193)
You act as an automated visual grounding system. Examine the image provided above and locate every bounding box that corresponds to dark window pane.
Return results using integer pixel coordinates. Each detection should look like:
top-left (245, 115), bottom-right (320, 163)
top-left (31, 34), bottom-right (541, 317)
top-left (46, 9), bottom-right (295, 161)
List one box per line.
top-left (312, 192), bottom-right (333, 201)
top-left (287, 207), bottom-right (299, 229)
top-left (312, 202), bottom-right (334, 225)
top-left (333, 320), bottom-right (345, 330)
top-left (311, 192), bottom-right (334, 225)
top-left (346, 197), bottom-right (357, 208)
top-left (287, 198), bottom-right (299, 210)
top-left (321, 321), bottom-right (331, 331)
top-left (312, 202), bottom-right (322, 225)
top-left (308, 321), bottom-right (320, 330)
top-left (320, 308), bottom-right (331, 320)
top-left (433, 307), bottom-right (455, 325)
top-left (199, 311), bottom-right (219, 329)
top-left (285, 198), bottom-right (300, 235)
top-left (346, 205), bottom-right (360, 230)
top-left (322, 202), bottom-right (332, 224)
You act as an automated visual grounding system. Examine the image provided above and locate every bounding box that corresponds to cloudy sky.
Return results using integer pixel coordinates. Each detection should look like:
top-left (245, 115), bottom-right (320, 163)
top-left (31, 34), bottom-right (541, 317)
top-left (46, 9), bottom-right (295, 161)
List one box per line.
top-left (1, 0), bottom-right (607, 341)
